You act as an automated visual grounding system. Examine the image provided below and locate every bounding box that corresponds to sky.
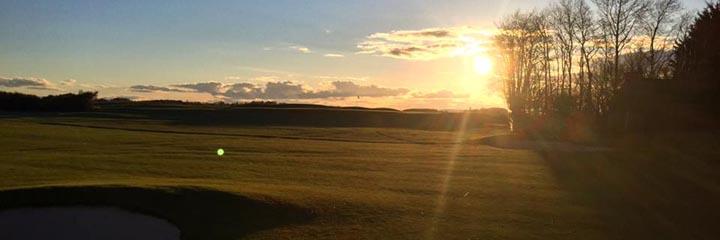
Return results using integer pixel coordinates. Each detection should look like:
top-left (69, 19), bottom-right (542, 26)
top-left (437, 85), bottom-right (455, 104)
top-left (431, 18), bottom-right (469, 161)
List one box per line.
top-left (0, 0), bottom-right (708, 110)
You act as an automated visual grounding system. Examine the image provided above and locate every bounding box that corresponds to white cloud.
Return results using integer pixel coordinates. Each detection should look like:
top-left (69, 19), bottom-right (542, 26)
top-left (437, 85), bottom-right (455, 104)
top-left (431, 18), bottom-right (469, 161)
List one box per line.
top-left (290, 46), bottom-right (312, 53)
top-left (357, 26), bottom-right (497, 60)
top-left (323, 53), bottom-right (345, 58)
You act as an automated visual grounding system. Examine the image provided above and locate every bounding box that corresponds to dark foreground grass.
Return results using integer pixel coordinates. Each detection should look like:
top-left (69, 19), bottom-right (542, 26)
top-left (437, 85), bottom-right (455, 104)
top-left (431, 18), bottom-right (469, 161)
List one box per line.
top-left (0, 186), bottom-right (312, 240)
top-left (1, 113), bottom-right (719, 239)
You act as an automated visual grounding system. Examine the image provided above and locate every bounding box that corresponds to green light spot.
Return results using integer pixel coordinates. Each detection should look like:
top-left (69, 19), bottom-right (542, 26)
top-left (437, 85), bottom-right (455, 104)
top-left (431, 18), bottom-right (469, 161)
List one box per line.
top-left (217, 149), bottom-right (224, 156)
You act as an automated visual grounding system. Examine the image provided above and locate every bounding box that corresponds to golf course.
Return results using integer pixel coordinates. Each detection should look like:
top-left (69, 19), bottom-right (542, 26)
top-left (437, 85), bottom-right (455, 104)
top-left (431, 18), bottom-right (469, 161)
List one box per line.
top-left (3, 0), bottom-right (720, 239)
top-left (2, 106), bottom-right (719, 240)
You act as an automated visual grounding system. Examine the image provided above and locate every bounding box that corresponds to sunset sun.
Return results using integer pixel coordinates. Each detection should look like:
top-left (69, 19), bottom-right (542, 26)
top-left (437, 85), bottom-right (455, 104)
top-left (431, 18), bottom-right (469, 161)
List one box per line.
top-left (473, 55), bottom-right (493, 76)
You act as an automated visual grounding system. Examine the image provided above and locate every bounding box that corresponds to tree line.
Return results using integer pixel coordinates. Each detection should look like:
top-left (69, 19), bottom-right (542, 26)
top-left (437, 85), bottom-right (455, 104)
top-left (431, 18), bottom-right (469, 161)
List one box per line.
top-left (494, 0), bottom-right (717, 137)
top-left (0, 91), bottom-right (97, 111)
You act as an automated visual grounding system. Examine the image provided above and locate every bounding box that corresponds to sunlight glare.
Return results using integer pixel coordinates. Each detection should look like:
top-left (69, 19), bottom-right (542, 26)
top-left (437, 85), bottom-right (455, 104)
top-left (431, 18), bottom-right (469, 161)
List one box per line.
top-left (473, 55), bottom-right (493, 76)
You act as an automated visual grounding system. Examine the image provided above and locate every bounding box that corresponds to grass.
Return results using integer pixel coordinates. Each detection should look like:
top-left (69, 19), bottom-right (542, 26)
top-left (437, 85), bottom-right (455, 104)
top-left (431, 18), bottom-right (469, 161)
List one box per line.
top-left (0, 186), bottom-right (311, 240)
top-left (1, 112), bottom-right (719, 239)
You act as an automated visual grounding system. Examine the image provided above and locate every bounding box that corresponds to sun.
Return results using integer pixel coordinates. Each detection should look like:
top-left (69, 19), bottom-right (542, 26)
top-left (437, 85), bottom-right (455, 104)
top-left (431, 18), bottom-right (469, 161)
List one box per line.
top-left (473, 55), bottom-right (493, 76)
top-left (461, 54), bottom-right (496, 94)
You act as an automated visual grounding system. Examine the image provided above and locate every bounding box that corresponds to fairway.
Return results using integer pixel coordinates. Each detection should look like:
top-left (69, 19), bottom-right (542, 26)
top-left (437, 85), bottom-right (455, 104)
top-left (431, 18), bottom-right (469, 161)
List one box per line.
top-left (3, 1), bottom-right (720, 239)
top-left (1, 114), bottom-right (719, 240)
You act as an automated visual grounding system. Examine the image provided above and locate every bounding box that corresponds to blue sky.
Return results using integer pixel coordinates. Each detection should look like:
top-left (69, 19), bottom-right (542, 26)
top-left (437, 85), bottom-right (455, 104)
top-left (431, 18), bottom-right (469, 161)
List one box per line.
top-left (0, 0), bottom-right (709, 109)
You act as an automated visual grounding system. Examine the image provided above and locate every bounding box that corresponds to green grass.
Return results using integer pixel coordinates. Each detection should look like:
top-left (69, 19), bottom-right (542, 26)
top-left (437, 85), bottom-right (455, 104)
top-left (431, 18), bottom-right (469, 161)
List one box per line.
top-left (1, 115), bottom-right (719, 239)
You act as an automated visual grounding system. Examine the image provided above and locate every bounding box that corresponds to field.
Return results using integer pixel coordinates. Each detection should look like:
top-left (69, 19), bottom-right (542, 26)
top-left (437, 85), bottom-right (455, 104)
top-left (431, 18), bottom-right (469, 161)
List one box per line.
top-left (1, 109), bottom-right (720, 240)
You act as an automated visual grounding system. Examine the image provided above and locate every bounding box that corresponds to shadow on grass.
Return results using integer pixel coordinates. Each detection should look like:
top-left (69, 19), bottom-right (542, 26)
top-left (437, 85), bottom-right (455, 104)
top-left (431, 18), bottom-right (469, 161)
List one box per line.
top-left (2, 107), bottom-right (507, 131)
top-left (0, 186), bottom-right (314, 240)
top-left (476, 134), bottom-right (610, 151)
top-left (540, 150), bottom-right (720, 240)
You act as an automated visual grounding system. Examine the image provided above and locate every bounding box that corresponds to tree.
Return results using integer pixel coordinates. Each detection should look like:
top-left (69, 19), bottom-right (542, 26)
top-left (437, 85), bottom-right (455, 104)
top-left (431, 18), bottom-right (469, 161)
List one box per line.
top-left (495, 11), bottom-right (550, 131)
top-left (492, 0), bottom-right (693, 135)
top-left (672, 2), bottom-right (720, 116)
top-left (0, 91), bottom-right (97, 111)
top-left (641, 0), bottom-right (685, 78)
top-left (592, 0), bottom-right (649, 91)
top-left (549, 0), bottom-right (578, 95)
top-left (572, 0), bottom-right (600, 111)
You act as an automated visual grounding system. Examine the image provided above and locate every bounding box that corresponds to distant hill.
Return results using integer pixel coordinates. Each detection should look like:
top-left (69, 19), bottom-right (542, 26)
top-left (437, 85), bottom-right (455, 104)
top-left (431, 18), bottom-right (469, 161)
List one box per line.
top-left (93, 99), bottom-right (509, 131)
top-left (403, 108), bottom-right (439, 113)
top-left (3, 93), bottom-right (509, 130)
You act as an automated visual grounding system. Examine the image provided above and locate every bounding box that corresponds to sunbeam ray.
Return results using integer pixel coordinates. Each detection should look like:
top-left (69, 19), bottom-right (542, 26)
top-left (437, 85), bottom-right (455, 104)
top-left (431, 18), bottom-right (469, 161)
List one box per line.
top-left (425, 110), bottom-right (472, 239)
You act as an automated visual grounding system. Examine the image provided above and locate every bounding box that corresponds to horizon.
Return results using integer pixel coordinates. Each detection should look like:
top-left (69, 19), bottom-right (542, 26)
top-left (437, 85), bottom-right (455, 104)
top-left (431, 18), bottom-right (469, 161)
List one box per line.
top-left (0, 0), bottom-right (708, 110)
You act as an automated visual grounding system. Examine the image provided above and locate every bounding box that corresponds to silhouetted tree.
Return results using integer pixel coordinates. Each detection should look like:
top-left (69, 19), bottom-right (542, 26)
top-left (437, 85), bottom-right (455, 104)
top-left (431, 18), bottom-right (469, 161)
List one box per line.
top-left (0, 91), bottom-right (97, 112)
top-left (672, 1), bottom-right (720, 117)
top-left (641, 0), bottom-right (685, 78)
top-left (495, 10), bottom-right (550, 132)
top-left (0, 92), bottom-right (42, 111)
top-left (593, 0), bottom-right (649, 92)
top-left (493, 0), bottom-right (697, 137)
top-left (573, 0), bottom-right (600, 112)
top-left (549, 0), bottom-right (579, 95)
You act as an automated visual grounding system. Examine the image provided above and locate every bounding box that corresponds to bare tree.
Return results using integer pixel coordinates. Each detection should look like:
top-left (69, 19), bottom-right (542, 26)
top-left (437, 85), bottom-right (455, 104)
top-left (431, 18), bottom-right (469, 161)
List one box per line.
top-left (572, 0), bottom-right (600, 111)
top-left (549, 0), bottom-right (578, 95)
top-left (492, 0), bottom-right (693, 134)
top-left (592, 0), bottom-right (649, 91)
top-left (534, 10), bottom-right (557, 114)
top-left (495, 11), bottom-right (551, 131)
top-left (642, 0), bottom-right (684, 78)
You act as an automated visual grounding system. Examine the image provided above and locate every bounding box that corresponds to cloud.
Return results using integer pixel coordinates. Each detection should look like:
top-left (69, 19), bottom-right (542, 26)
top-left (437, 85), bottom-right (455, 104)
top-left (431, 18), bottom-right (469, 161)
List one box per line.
top-left (388, 47), bottom-right (428, 57)
top-left (60, 79), bottom-right (77, 86)
top-left (266, 81), bottom-right (311, 98)
top-left (223, 83), bottom-right (263, 99)
top-left (323, 53), bottom-right (345, 58)
top-left (397, 29), bottom-right (454, 38)
top-left (172, 82), bottom-right (223, 94)
top-left (0, 76), bottom-right (57, 90)
top-left (138, 80), bottom-right (408, 100)
top-left (412, 90), bottom-right (469, 99)
top-left (223, 81), bottom-right (308, 99)
top-left (314, 81), bottom-right (409, 98)
top-left (129, 85), bottom-right (188, 93)
top-left (290, 46), bottom-right (312, 53)
top-left (357, 26), bottom-right (496, 60)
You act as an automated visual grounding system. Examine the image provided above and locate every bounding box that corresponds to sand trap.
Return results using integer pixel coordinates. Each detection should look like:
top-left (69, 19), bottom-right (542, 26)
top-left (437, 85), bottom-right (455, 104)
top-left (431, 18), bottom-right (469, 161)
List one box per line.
top-left (0, 207), bottom-right (180, 240)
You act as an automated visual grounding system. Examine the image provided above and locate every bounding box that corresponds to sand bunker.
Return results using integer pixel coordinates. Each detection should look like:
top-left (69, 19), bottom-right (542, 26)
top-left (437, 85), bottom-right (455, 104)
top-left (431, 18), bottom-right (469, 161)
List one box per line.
top-left (0, 207), bottom-right (180, 240)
